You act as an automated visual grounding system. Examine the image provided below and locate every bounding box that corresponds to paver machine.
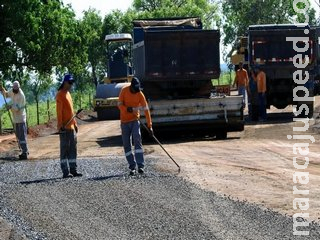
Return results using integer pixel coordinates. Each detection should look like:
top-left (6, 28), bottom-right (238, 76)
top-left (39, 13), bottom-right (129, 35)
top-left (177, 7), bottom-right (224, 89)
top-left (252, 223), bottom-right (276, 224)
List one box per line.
top-left (93, 33), bottom-right (133, 120)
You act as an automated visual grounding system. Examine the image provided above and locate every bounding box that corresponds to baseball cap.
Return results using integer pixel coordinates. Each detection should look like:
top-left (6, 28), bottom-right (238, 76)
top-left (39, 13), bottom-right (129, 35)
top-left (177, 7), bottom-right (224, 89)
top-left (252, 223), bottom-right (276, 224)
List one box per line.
top-left (63, 74), bottom-right (74, 83)
top-left (12, 81), bottom-right (20, 90)
top-left (131, 77), bottom-right (142, 92)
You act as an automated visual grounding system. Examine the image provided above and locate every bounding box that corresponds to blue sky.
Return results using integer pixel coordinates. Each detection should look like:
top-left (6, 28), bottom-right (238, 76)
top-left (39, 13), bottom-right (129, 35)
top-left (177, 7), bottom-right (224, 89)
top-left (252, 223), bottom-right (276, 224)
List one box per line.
top-left (0, 96), bottom-right (6, 108)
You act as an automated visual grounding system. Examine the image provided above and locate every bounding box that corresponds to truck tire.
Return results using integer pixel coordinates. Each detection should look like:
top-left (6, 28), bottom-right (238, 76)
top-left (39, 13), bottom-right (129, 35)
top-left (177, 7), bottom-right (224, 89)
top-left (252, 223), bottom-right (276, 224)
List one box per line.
top-left (95, 82), bottom-right (130, 121)
top-left (216, 131), bottom-right (227, 140)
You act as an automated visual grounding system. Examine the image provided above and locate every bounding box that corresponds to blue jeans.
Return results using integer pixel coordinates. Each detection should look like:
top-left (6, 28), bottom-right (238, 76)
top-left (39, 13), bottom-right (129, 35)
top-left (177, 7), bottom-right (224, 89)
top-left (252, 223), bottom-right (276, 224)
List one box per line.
top-left (121, 120), bottom-right (144, 170)
top-left (15, 122), bottom-right (28, 154)
top-left (59, 129), bottom-right (78, 175)
top-left (238, 86), bottom-right (246, 107)
top-left (258, 93), bottom-right (267, 120)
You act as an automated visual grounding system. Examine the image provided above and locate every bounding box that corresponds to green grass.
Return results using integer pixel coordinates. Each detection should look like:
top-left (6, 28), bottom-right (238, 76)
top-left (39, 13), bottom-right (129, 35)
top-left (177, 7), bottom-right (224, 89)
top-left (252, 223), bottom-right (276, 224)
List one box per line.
top-left (212, 71), bottom-right (235, 86)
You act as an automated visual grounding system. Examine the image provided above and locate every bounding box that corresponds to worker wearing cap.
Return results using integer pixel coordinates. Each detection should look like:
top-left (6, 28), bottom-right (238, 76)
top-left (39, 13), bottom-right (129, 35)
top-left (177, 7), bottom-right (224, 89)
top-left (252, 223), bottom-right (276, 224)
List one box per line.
top-left (56, 74), bottom-right (82, 178)
top-left (118, 77), bottom-right (153, 175)
top-left (0, 81), bottom-right (28, 160)
top-left (233, 62), bottom-right (249, 108)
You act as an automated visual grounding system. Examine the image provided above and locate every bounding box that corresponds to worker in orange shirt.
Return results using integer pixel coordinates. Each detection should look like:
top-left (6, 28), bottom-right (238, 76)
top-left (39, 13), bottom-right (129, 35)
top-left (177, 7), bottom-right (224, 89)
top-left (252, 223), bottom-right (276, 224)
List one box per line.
top-left (56, 74), bottom-right (82, 178)
top-left (233, 62), bottom-right (249, 108)
top-left (118, 77), bottom-right (153, 176)
top-left (255, 66), bottom-right (267, 121)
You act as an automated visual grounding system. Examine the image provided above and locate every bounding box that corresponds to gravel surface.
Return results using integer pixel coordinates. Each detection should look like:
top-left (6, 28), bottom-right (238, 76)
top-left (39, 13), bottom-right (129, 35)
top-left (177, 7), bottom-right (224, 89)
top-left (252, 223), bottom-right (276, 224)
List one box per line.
top-left (0, 157), bottom-right (319, 240)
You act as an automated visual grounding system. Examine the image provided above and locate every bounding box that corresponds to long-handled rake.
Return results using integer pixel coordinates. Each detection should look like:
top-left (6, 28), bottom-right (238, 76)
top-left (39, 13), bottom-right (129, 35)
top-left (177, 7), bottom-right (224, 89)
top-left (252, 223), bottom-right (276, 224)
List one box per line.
top-left (0, 83), bottom-right (21, 150)
top-left (52, 109), bottom-right (83, 135)
top-left (141, 122), bottom-right (181, 173)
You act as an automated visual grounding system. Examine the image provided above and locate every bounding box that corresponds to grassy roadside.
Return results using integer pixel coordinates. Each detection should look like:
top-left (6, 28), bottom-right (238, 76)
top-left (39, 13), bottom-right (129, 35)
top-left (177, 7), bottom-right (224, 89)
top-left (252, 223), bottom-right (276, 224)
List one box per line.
top-left (0, 93), bottom-right (93, 130)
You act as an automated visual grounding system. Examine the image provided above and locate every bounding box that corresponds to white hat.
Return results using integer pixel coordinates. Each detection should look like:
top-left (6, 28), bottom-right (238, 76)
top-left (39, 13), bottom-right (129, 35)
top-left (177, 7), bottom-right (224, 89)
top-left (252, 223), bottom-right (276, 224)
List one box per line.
top-left (12, 81), bottom-right (20, 90)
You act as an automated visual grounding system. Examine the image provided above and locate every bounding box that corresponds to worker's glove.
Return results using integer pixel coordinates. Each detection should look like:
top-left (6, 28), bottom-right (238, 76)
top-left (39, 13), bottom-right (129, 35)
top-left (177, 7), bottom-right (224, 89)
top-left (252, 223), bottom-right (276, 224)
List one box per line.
top-left (148, 127), bottom-right (154, 136)
top-left (75, 125), bottom-right (78, 133)
top-left (6, 105), bottom-right (12, 110)
top-left (127, 107), bottom-right (133, 113)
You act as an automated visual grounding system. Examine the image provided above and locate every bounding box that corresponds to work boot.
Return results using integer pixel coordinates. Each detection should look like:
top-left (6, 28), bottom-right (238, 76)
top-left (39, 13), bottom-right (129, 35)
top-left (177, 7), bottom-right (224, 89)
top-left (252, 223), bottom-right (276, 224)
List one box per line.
top-left (129, 169), bottom-right (136, 176)
top-left (138, 168), bottom-right (144, 174)
top-left (63, 173), bottom-right (73, 178)
top-left (19, 153), bottom-right (28, 160)
top-left (71, 172), bottom-right (83, 177)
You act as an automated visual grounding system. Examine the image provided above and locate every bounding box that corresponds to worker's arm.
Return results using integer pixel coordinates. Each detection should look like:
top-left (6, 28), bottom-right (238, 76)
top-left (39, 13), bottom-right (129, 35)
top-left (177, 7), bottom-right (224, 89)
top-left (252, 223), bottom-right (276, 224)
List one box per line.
top-left (139, 93), bottom-right (152, 129)
top-left (56, 93), bottom-right (64, 130)
top-left (118, 88), bottom-right (128, 113)
top-left (245, 71), bottom-right (249, 87)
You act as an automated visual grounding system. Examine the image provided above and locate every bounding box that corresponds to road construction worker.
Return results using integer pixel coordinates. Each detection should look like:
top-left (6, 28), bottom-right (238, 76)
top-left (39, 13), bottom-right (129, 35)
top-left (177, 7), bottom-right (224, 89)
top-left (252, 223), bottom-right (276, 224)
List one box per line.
top-left (253, 66), bottom-right (267, 121)
top-left (118, 77), bottom-right (153, 175)
top-left (233, 62), bottom-right (249, 108)
top-left (248, 68), bottom-right (259, 121)
top-left (56, 74), bottom-right (82, 178)
top-left (0, 81), bottom-right (29, 160)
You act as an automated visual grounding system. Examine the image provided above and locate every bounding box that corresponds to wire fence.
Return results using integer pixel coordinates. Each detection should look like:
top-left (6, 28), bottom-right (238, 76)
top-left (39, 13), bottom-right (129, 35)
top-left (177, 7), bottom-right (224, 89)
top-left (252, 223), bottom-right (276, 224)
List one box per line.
top-left (0, 93), bottom-right (92, 134)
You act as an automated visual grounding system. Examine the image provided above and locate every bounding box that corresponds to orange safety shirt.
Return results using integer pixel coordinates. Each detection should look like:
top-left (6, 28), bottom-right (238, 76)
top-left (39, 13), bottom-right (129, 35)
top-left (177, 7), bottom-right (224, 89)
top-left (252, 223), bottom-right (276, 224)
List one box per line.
top-left (235, 68), bottom-right (249, 87)
top-left (257, 71), bottom-right (267, 93)
top-left (56, 89), bottom-right (77, 130)
top-left (118, 86), bottom-right (152, 128)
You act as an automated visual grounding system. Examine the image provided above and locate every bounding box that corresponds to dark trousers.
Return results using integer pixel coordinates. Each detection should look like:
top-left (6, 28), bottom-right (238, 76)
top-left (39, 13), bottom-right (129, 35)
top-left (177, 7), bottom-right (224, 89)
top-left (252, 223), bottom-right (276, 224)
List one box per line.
top-left (248, 92), bottom-right (259, 121)
top-left (258, 93), bottom-right (267, 120)
top-left (15, 122), bottom-right (28, 154)
top-left (59, 129), bottom-right (78, 175)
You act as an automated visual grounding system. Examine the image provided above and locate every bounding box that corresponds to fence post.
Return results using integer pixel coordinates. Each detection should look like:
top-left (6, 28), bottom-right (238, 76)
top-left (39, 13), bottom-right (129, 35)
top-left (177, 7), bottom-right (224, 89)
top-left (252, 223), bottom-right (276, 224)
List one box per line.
top-left (47, 99), bottom-right (50, 122)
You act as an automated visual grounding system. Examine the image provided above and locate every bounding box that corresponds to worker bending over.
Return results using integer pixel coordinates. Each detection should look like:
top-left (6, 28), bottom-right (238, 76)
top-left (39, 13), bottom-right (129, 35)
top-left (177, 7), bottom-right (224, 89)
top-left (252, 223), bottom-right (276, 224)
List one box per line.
top-left (118, 77), bottom-right (153, 175)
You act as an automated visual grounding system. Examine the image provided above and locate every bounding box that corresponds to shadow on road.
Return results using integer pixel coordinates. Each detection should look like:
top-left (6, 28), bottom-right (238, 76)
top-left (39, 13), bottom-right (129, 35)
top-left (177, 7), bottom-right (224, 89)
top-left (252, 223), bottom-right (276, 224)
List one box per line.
top-left (96, 135), bottom-right (123, 147)
top-left (245, 112), bottom-right (293, 125)
top-left (20, 177), bottom-right (62, 185)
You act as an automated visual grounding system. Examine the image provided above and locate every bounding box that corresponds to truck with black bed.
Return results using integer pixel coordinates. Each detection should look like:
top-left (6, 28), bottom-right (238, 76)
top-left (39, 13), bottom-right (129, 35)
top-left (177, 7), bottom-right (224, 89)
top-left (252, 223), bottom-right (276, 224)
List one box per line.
top-left (248, 24), bottom-right (320, 117)
top-left (133, 17), bottom-right (244, 138)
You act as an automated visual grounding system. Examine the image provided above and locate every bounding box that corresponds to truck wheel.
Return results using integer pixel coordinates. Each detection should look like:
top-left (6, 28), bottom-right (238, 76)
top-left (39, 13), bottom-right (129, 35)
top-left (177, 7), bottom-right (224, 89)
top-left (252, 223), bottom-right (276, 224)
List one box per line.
top-left (216, 131), bottom-right (227, 140)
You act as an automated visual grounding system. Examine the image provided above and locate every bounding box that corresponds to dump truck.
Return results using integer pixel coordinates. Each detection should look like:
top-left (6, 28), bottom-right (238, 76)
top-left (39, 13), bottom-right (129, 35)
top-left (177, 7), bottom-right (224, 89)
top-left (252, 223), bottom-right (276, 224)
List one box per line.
top-left (132, 17), bottom-right (244, 138)
top-left (248, 24), bottom-right (320, 117)
top-left (93, 34), bottom-right (133, 120)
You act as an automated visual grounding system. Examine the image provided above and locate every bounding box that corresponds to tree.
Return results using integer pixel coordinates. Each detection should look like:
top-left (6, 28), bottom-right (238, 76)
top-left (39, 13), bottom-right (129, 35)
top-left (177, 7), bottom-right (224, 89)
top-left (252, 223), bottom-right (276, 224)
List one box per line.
top-left (222, 0), bottom-right (317, 46)
top-left (132, 0), bottom-right (220, 29)
top-left (79, 9), bottom-right (104, 87)
top-left (27, 73), bottom-right (52, 125)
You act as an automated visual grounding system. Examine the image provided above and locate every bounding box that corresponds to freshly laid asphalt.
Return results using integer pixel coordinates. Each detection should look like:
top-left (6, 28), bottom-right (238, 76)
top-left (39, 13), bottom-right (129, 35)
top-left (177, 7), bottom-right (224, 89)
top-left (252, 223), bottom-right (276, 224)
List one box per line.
top-left (0, 157), bottom-right (319, 240)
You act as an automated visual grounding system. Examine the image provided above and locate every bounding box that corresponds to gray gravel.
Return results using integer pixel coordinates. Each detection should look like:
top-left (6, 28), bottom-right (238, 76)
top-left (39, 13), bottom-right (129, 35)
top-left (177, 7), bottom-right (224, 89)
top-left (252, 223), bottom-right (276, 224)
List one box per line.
top-left (0, 157), bottom-right (319, 240)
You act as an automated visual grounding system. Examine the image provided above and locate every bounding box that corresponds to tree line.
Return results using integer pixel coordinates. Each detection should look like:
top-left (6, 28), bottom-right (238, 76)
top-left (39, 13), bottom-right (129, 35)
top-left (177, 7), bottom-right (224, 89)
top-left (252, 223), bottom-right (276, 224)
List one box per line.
top-left (0, 0), bottom-right (317, 111)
